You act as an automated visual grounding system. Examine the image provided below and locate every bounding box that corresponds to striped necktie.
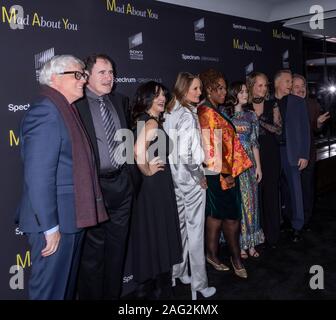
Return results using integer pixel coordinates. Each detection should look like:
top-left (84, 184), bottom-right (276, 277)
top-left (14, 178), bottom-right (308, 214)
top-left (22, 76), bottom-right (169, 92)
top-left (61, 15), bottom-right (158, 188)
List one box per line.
top-left (98, 96), bottom-right (123, 168)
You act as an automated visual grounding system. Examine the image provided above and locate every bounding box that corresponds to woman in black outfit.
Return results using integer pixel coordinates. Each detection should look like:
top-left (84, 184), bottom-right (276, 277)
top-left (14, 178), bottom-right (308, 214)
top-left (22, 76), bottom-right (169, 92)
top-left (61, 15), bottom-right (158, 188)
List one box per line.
top-left (247, 72), bottom-right (282, 248)
top-left (130, 81), bottom-right (182, 299)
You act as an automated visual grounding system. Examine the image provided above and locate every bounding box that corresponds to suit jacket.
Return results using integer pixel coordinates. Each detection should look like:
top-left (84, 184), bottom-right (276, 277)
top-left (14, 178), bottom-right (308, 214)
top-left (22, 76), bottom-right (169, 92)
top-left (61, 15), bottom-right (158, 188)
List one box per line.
top-left (283, 94), bottom-right (311, 165)
top-left (306, 98), bottom-right (321, 161)
top-left (76, 91), bottom-right (130, 171)
top-left (197, 102), bottom-right (252, 190)
top-left (163, 101), bottom-right (205, 194)
top-left (18, 97), bottom-right (81, 234)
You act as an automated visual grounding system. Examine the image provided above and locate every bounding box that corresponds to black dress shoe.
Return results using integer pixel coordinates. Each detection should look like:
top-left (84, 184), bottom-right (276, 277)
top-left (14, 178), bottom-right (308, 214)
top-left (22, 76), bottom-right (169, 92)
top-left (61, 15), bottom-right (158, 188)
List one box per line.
top-left (263, 242), bottom-right (277, 250)
top-left (280, 222), bottom-right (292, 233)
top-left (303, 223), bottom-right (312, 232)
top-left (291, 230), bottom-right (302, 242)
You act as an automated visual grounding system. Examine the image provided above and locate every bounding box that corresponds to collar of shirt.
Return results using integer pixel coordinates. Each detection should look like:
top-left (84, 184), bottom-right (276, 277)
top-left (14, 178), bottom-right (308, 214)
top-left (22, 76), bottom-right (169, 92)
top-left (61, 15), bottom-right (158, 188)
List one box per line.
top-left (86, 87), bottom-right (107, 101)
top-left (188, 104), bottom-right (198, 114)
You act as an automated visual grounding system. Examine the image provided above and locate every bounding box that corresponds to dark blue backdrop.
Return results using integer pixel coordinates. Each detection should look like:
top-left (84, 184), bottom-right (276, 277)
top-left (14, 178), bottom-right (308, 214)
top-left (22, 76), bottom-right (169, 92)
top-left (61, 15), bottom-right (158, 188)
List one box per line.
top-left (0, 0), bottom-right (302, 299)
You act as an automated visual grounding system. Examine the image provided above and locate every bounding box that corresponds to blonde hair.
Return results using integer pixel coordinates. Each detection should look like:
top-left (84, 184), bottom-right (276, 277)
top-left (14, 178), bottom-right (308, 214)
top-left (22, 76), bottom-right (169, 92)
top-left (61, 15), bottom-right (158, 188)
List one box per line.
top-left (246, 72), bottom-right (269, 103)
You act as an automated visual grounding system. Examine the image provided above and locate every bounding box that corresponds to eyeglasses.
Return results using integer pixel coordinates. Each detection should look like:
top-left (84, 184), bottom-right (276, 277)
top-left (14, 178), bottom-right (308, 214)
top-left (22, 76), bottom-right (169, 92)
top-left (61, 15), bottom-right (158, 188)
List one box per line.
top-left (58, 71), bottom-right (89, 81)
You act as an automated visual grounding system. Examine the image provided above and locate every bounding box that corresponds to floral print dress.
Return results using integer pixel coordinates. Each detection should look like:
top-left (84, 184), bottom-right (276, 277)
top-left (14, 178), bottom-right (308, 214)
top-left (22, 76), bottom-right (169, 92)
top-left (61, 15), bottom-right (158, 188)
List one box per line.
top-left (231, 110), bottom-right (265, 249)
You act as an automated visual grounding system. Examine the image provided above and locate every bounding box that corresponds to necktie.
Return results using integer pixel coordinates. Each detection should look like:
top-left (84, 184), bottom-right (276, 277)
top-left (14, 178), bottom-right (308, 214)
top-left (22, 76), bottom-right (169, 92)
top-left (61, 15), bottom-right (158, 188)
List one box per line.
top-left (98, 97), bottom-right (123, 168)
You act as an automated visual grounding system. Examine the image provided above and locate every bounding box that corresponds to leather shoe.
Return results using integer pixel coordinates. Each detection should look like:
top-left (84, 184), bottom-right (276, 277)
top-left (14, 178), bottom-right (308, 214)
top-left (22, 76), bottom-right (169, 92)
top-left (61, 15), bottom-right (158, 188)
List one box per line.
top-left (292, 230), bottom-right (302, 242)
top-left (264, 243), bottom-right (277, 250)
top-left (280, 222), bottom-right (292, 233)
top-left (303, 223), bottom-right (312, 232)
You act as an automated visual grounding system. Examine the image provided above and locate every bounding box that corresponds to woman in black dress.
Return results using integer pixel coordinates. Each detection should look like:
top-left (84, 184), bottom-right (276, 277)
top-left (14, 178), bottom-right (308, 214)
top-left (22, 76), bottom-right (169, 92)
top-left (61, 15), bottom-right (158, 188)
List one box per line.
top-left (246, 72), bottom-right (282, 247)
top-left (130, 81), bottom-right (182, 299)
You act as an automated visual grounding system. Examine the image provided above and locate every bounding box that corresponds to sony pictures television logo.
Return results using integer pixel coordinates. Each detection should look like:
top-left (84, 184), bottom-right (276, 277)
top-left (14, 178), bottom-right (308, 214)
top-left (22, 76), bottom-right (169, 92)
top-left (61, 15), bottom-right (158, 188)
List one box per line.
top-left (245, 62), bottom-right (254, 76)
top-left (194, 18), bottom-right (205, 42)
top-left (282, 50), bottom-right (289, 68)
top-left (34, 48), bottom-right (55, 81)
top-left (129, 32), bottom-right (143, 60)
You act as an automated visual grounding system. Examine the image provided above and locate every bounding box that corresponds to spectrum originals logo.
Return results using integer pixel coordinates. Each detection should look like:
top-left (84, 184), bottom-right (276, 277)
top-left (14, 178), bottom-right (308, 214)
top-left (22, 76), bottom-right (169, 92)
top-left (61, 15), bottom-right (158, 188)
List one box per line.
top-left (181, 54), bottom-right (219, 63)
top-left (128, 32), bottom-right (144, 61)
top-left (194, 18), bottom-right (205, 42)
top-left (115, 77), bottom-right (162, 84)
top-left (8, 103), bottom-right (30, 113)
top-left (1, 5), bottom-right (79, 31)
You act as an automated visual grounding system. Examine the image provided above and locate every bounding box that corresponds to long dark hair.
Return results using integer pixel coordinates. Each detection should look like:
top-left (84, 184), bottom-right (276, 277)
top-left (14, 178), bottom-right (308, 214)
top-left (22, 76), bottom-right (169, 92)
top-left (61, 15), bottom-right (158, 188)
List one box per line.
top-left (131, 81), bottom-right (169, 128)
top-left (225, 81), bottom-right (247, 117)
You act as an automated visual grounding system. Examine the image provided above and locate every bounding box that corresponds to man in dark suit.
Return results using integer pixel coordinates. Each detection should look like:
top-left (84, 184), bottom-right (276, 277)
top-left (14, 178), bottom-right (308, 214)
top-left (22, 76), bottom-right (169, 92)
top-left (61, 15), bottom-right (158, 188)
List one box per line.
top-left (274, 70), bottom-right (310, 242)
top-left (76, 54), bottom-right (134, 300)
top-left (17, 55), bottom-right (108, 299)
top-left (291, 74), bottom-right (330, 230)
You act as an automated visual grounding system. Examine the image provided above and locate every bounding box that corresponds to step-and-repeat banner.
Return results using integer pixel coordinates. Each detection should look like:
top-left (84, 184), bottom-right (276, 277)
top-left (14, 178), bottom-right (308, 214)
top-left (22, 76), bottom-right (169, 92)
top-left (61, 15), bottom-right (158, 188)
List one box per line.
top-left (0, 0), bottom-right (302, 299)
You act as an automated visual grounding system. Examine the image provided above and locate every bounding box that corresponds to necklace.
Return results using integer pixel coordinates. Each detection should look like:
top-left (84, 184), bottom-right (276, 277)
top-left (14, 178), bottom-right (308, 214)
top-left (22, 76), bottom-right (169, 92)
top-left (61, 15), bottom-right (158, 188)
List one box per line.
top-left (252, 96), bottom-right (265, 104)
top-left (146, 111), bottom-right (159, 121)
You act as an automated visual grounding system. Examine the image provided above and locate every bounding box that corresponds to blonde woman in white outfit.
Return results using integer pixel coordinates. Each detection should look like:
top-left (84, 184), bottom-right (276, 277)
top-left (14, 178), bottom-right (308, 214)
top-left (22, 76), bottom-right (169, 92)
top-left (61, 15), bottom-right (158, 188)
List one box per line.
top-left (163, 72), bottom-right (216, 300)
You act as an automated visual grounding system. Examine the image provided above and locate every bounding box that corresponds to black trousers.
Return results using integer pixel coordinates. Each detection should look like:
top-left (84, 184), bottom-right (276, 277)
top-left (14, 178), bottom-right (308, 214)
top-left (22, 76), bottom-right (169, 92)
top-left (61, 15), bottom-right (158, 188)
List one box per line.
top-left (259, 137), bottom-right (281, 246)
top-left (301, 157), bottom-right (316, 224)
top-left (280, 147), bottom-right (305, 231)
top-left (78, 167), bottom-right (133, 300)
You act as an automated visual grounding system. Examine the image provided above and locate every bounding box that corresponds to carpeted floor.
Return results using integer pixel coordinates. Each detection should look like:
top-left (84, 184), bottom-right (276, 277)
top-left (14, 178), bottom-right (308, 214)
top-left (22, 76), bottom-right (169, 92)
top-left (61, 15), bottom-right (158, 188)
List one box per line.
top-left (172, 191), bottom-right (336, 300)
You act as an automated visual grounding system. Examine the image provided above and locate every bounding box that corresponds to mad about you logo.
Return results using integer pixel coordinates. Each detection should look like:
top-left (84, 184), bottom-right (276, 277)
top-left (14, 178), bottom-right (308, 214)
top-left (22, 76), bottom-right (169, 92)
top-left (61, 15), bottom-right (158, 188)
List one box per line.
top-left (194, 18), bottom-right (205, 42)
top-left (129, 32), bottom-right (143, 60)
top-left (272, 29), bottom-right (296, 41)
top-left (106, 0), bottom-right (159, 19)
top-left (1, 5), bottom-right (79, 31)
top-left (233, 38), bottom-right (262, 52)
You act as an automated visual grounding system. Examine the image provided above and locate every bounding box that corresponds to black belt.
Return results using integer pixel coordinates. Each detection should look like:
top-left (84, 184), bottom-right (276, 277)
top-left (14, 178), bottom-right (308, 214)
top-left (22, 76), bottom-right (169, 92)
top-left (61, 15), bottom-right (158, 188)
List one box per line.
top-left (99, 164), bottom-right (126, 179)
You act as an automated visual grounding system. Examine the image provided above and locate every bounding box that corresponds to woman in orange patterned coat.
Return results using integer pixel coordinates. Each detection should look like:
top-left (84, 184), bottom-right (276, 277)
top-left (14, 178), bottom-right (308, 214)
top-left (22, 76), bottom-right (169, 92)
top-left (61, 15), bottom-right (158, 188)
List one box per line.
top-left (198, 69), bottom-right (252, 278)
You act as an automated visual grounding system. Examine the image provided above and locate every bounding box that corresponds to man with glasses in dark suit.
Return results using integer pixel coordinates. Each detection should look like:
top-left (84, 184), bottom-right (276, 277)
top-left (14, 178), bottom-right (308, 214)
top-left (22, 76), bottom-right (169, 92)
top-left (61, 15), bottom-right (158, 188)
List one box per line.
top-left (17, 55), bottom-right (108, 299)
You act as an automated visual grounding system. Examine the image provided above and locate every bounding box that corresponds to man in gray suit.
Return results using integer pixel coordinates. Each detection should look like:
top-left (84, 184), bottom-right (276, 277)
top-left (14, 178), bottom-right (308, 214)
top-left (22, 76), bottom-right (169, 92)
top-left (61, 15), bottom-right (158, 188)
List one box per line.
top-left (76, 54), bottom-right (134, 300)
